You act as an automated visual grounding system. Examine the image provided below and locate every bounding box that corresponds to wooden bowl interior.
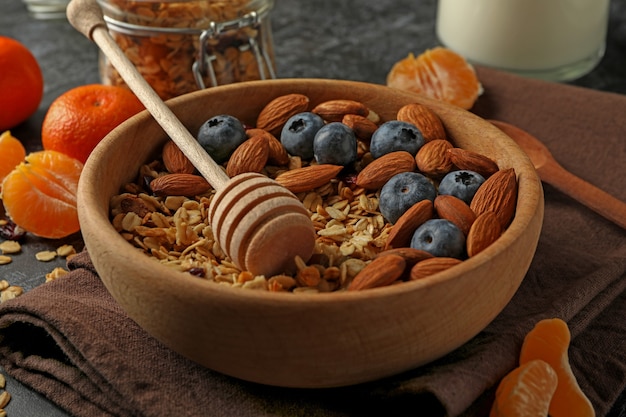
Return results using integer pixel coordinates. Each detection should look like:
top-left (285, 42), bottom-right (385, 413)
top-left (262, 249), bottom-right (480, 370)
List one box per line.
top-left (78, 79), bottom-right (543, 388)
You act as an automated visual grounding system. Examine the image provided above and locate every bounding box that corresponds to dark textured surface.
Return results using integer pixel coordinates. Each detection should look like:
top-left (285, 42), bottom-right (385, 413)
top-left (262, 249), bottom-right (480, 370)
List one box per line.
top-left (0, 0), bottom-right (625, 415)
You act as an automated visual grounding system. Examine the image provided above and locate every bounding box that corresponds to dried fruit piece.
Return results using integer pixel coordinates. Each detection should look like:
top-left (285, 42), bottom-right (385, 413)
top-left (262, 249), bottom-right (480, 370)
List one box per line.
top-left (396, 103), bottom-right (446, 142)
top-left (490, 359), bottom-right (558, 417)
top-left (348, 254), bottom-right (406, 290)
top-left (519, 318), bottom-right (595, 417)
top-left (226, 135), bottom-right (269, 177)
top-left (434, 194), bottom-right (476, 236)
top-left (356, 151), bottom-right (416, 190)
top-left (274, 164), bottom-right (343, 194)
top-left (466, 211), bottom-right (502, 256)
top-left (470, 167), bottom-right (518, 229)
top-left (312, 99), bottom-right (369, 122)
top-left (256, 93), bottom-right (310, 136)
top-left (415, 139), bottom-right (454, 178)
top-left (410, 257), bottom-right (462, 280)
top-left (385, 199), bottom-right (434, 250)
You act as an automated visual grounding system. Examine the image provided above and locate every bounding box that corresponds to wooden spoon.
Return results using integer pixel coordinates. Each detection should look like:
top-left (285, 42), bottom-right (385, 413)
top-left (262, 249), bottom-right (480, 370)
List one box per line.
top-left (66, 0), bottom-right (316, 276)
top-left (490, 120), bottom-right (626, 230)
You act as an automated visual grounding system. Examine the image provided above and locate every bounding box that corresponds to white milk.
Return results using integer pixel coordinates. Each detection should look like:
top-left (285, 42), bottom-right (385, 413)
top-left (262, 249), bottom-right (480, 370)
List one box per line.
top-left (436, 0), bottom-right (610, 80)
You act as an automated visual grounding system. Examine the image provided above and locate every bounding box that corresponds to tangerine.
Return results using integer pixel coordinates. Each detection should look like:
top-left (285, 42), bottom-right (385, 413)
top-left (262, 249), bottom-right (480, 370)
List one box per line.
top-left (0, 131), bottom-right (26, 187)
top-left (41, 84), bottom-right (144, 164)
top-left (0, 36), bottom-right (44, 131)
top-left (0, 150), bottom-right (83, 239)
top-left (519, 318), bottom-right (595, 417)
top-left (490, 359), bottom-right (558, 417)
top-left (386, 47), bottom-right (482, 110)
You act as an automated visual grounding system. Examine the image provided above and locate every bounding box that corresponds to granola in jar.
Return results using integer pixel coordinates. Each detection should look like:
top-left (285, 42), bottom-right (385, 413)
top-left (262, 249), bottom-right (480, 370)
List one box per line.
top-left (97, 0), bottom-right (276, 100)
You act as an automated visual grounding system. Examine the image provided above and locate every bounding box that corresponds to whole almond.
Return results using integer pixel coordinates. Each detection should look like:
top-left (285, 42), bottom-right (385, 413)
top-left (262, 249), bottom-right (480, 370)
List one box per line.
top-left (275, 164), bottom-right (343, 193)
top-left (356, 151), bottom-right (416, 190)
top-left (470, 167), bottom-right (518, 228)
top-left (348, 254), bottom-right (406, 291)
top-left (396, 103), bottom-right (446, 142)
top-left (150, 173), bottom-right (211, 197)
top-left (247, 128), bottom-right (290, 166)
top-left (256, 93), bottom-right (310, 136)
top-left (448, 147), bottom-right (499, 178)
top-left (385, 199), bottom-right (434, 249)
top-left (376, 247), bottom-right (434, 267)
top-left (342, 114), bottom-right (379, 141)
top-left (415, 139), bottom-right (454, 178)
top-left (410, 257), bottom-right (462, 281)
top-left (466, 211), bottom-right (502, 257)
top-left (162, 140), bottom-right (195, 174)
top-left (434, 194), bottom-right (476, 236)
top-left (312, 99), bottom-right (369, 122)
top-left (226, 136), bottom-right (269, 177)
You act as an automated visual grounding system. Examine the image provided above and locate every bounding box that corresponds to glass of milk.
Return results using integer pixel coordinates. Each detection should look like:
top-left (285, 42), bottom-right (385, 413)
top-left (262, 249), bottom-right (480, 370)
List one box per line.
top-left (436, 0), bottom-right (610, 81)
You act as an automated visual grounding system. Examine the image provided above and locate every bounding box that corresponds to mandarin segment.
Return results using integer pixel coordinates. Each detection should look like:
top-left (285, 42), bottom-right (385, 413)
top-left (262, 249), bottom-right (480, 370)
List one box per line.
top-left (490, 359), bottom-right (558, 417)
top-left (386, 47), bottom-right (482, 110)
top-left (0, 131), bottom-right (26, 186)
top-left (519, 318), bottom-right (595, 417)
top-left (0, 150), bottom-right (83, 239)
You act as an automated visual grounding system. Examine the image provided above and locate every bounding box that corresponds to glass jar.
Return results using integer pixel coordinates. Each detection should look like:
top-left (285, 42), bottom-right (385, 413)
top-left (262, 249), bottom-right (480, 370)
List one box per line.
top-left (97, 0), bottom-right (276, 100)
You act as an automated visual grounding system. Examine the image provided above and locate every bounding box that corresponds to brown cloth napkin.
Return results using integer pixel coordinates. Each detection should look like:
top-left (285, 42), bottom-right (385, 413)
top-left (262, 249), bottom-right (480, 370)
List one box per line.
top-left (0, 67), bottom-right (625, 417)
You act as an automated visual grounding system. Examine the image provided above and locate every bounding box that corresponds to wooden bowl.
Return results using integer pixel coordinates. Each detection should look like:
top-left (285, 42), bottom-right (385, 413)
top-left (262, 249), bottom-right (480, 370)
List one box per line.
top-left (78, 79), bottom-right (543, 388)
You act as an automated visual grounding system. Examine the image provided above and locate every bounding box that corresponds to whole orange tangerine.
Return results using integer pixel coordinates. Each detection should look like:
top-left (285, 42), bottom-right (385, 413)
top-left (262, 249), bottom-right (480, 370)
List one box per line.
top-left (0, 36), bottom-right (44, 131)
top-left (386, 47), bottom-right (482, 110)
top-left (0, 131), bottom-right (27, 187)
top-left (1, 150), bottom-right (83, 239)
top-left (41, 84), bottom-right (144, 164)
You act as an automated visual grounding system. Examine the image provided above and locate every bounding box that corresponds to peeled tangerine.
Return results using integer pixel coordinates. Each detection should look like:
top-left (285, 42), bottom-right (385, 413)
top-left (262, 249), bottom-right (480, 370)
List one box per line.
top-left (1, 150), bottom-right (83, 239)
top-left (386, 47), bottom-right (482, 110)
top-left (519, 318), bottom-right (595, 417)
top-left (491, 318), bottom-right (595, 417)
top-left (0, 131), bottom-right (26, 186)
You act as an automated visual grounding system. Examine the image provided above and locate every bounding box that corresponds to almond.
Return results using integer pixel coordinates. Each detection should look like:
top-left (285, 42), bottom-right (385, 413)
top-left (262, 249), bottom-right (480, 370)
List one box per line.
top-left (312, 99), bottom-right (369, 122)
top-left (385, 199), bottom-right (434, 250)
top-left (150, 173), bottom-right (212, 197)
top-left (470, 167), bottom-right (518, 229)
top-left (434, 194), bottom-right (476, 236)
top-left (396, 103), bottom-right (446, 142)
top-left (275, 164), bottom-right (343, 193)
top-left (356, 151), bottom-right (416, 190)
top-left (410, 257), bottom-right (462, 281)
top-left (376, 247), bottom-right (434, 267)
top-left (247, 128), bottom-right (290, 166)
top-left (415, 139), bottom-right (454, 178)
top-left (341, 114), bottom-right (378, 141)
top-left (256, 93), bottom-right (310, 136)
top-left (348, 254), bottom-right (406, 290)
top-left (466, 211), bottom-right (502, 257)
top-left (448, 147), bottom-right (499, 178)
top-left (162, 140), bottom-right (195, 174)
top-left (226, 135), bottom-right (269, 177)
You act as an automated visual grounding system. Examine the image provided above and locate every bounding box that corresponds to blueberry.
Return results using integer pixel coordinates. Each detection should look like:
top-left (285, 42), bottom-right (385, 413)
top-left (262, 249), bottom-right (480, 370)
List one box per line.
top-left (197, 114), bottom-right (247, 163)
top-left (313, 122), bottom-right (357, 166)
top-left (379, 172), bottom-right (436, 224)
top-left (280, 112), bottom-right (325, 159)
top-left (438, 170), bottom-right (486, 204)
top-left (370, 120), bottom-right (425, 159)
top-left (410, 219), bottom-right (465, 258)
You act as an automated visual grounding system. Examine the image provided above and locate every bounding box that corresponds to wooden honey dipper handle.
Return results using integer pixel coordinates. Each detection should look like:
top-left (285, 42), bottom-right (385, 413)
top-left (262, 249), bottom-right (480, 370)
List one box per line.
top-left (66, 0), bottom-right (230, 189)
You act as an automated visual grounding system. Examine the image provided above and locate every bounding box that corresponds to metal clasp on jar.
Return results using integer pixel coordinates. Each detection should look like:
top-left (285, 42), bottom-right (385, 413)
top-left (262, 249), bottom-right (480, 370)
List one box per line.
top-left (192, 10), bottom-right (276, 89)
